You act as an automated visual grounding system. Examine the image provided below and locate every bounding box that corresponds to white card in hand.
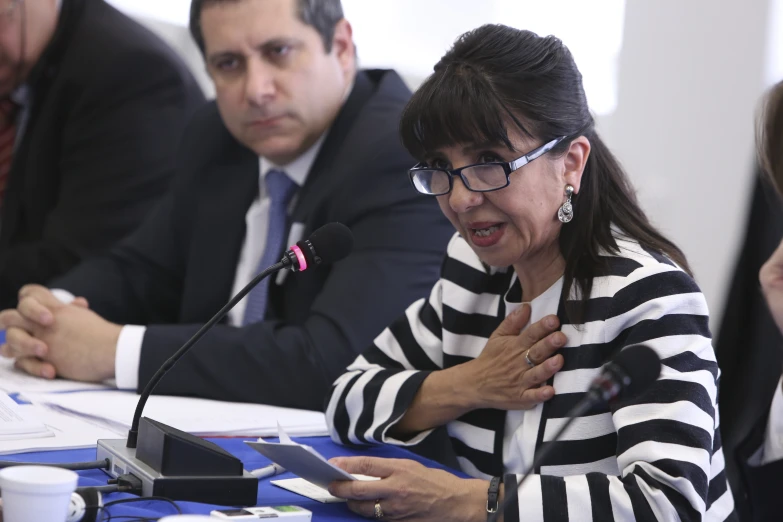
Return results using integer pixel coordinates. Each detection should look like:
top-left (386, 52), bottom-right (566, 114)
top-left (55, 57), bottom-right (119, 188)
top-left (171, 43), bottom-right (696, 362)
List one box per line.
top-left (270, 478), bottom-right (346, 503)
top-left (270, 474), bottom-right (380, 503)
top-left (245, 424), bottom-right (370, 490)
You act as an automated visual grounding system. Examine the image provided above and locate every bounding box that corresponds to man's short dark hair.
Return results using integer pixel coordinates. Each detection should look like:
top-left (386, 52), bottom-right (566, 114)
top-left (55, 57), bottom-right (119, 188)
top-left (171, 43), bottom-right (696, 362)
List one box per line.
top-left (189, 0), bottom-right (344, 55)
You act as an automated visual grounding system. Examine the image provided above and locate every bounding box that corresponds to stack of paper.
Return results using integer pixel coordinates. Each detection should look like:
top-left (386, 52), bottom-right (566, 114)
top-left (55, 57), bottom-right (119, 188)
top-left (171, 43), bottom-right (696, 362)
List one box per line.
top-left (0, 392), bottom-right (53, 442)
top-left (0, 404), bottom-right (120, 455)
top-left (26, 390), bottom-right (329, 438)
top-left (0, 358), bottom-right (110, 394)
top-left (0, 362), bottom-right (126, 454)
top-left (0, 357), bottom-right (329, 456)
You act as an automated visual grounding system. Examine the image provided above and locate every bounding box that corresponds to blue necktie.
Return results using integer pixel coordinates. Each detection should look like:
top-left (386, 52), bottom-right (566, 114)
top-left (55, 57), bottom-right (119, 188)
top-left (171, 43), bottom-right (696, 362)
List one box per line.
top-left (242, 170), bottom-right (298, 325)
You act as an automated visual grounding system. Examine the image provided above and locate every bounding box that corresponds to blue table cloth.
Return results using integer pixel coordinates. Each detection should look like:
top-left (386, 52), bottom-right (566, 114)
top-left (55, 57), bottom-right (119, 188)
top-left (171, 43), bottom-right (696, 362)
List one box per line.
top-left (2, 436), bottom-right (464, 521)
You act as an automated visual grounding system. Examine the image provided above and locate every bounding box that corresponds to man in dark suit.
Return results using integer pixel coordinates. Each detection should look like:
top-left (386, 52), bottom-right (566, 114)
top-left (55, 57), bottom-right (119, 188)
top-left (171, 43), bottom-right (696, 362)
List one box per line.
top-left (0, 0), bottom-right (205, 308)
top-left (0, 0), bottom-right (453, 410)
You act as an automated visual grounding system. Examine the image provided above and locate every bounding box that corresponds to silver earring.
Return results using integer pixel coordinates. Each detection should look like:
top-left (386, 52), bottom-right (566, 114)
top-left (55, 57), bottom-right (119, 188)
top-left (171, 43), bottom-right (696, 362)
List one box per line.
top-left (558, 185), bottom-right (575, 223)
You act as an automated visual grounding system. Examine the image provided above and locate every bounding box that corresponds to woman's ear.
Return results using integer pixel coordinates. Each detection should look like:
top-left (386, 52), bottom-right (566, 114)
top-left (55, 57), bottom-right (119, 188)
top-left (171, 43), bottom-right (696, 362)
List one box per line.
top-left (563, 136), bottom-right (591, 193)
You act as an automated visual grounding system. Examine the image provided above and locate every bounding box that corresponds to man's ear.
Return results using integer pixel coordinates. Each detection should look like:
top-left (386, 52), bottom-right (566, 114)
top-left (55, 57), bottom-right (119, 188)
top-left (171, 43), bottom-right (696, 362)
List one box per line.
top-left (331, 19), bottom-right (356, 76)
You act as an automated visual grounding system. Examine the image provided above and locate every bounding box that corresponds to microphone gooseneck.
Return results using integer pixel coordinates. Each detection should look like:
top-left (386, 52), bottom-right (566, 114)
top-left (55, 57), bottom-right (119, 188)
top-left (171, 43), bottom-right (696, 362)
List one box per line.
top-left (126, 223), bottom-right (354, 448)
top-left (488, 345), bottom-right (661, 521)
top-left (126, 262), bottom-right (283, 448)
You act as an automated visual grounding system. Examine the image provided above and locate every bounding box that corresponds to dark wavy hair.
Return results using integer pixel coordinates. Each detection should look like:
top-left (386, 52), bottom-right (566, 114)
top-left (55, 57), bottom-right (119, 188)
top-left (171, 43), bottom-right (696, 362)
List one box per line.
top-left (189, 0), bottom-right (344, 54)
top-left (400, 24), bottom-right (691, 320)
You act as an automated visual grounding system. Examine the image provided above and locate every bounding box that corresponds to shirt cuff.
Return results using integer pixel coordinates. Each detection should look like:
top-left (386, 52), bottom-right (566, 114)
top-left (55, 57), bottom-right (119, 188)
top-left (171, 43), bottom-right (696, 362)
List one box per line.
top-left (761, 375), bottom-right (783, 465)
top-left (115, 325), bottom-right (146, 391)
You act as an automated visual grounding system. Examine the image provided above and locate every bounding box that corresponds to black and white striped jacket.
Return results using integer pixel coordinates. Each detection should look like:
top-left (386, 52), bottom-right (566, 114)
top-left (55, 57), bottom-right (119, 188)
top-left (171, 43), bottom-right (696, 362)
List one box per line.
top-left (326, 233), bottom-right (736, 521)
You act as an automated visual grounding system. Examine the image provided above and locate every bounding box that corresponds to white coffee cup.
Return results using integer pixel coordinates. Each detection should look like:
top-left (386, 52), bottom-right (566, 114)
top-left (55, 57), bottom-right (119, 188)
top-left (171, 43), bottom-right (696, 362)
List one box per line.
top-left (0, 466), bottom-right (78, 522)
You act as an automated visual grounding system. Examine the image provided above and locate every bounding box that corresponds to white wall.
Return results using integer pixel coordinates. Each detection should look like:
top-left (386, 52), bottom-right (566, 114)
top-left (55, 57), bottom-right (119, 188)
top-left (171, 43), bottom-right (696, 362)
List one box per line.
top-left (131, 15), bottom-right (215, 97)
top-left (121, 0), bottom-right (627, 114)
top-left (119, 0), bottom-right (781, 330)
top-left (600, 0), bottom-right (772, 327)
top-left (341, 0), bottom-right (625, 115)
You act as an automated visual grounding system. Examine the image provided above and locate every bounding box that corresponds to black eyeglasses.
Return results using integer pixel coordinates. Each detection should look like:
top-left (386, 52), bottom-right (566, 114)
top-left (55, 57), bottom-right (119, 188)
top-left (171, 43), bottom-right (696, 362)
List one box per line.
top-left (408, 136), bottom-right (568, 196)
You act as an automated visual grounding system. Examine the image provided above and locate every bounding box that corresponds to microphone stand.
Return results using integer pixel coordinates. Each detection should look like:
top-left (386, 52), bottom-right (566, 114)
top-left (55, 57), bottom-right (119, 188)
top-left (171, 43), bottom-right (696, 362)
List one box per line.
top-left (127, 262), bottom-right (285, 448)
top-left (97, 261), bottom-right (290, 507)
top-left (488, 346), bottom-right (659, 522)
top-left (487, 400), bottom-right (594, 522)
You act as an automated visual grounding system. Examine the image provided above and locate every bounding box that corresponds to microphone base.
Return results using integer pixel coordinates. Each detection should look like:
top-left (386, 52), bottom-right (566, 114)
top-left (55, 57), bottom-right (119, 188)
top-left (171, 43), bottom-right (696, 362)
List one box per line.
top-left (97, 436), bottom-right (258, 506)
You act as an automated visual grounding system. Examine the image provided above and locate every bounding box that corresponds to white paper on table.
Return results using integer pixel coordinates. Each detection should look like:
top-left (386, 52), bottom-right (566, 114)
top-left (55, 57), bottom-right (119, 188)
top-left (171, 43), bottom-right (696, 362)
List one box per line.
top-left (0, 358), bottom-right (110, 394)
top-left (0, 392), bottom-right (52, 440)
top-left (24, 390), bottom-right (328, 437)
top-left (245, 424), bottom-right (380, 492)
top-left (0, 404), bottom-right (119, 455)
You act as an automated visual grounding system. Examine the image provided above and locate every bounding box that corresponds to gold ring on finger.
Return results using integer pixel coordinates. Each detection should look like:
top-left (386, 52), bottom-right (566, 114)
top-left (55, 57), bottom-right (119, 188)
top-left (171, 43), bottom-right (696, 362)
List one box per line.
top-left (374, 499), bottom-right (384, 519)
top-left (524, 349), bottom-right (535, 368)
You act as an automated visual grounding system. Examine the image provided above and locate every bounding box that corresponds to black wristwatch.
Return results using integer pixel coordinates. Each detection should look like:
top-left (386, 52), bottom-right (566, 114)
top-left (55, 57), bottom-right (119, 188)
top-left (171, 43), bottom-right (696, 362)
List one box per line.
top-left (486, 476), bottom-right (501, 518)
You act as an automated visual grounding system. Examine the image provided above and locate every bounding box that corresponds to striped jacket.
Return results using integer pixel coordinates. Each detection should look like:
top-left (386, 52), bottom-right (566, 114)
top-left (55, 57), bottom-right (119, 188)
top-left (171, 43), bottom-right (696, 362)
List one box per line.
top-left (326, 233), bottom-right (736, 521)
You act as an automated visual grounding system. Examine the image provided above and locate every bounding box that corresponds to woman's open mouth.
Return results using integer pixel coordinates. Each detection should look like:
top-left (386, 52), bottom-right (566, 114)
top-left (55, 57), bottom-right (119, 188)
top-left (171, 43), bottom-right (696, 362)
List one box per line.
top-left (468, 222), bottom-right (506, 247)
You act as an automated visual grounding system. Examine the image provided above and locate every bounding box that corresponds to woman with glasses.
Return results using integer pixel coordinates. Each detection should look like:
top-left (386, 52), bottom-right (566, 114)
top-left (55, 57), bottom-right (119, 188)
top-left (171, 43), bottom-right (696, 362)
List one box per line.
top-left (325, 24), bottom-right (735, 521)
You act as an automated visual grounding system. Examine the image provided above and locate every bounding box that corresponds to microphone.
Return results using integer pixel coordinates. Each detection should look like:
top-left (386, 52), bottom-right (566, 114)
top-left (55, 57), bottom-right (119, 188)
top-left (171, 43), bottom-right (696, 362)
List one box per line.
top-left (488, 345), bottom-right (661, 522)
top-left (583, 343), bottom-right (661, 406)
top-left (281, 222), bottom-right (354, 272)
top-left (128, 222), bottom-right (352, 447)
top-left (96, 222), bottom-right (353, 506)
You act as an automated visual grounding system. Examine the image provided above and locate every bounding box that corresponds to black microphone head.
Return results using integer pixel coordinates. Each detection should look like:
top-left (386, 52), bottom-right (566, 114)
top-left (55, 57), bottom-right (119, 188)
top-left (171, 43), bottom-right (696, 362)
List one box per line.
top-left (296, 222), bottom-right (354, 267)
top-left (612, 345), bottom-right (661, 400)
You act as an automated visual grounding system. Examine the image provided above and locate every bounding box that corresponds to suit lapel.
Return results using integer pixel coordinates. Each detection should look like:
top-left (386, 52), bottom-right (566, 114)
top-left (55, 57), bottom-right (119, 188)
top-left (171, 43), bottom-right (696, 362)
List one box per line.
top-left (191, 71), bottom-right (382, 317)
top-left (183, 140), bottom-right (259, 320)
top-left (290, 71), bottom-right (375, 225)
top-left (264, 73), bottom-right (376, 316)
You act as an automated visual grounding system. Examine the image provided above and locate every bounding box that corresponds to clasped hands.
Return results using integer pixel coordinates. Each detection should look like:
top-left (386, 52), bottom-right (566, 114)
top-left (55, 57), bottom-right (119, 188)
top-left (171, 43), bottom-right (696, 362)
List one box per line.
top-left (0, 285), bottom-right (121, 382)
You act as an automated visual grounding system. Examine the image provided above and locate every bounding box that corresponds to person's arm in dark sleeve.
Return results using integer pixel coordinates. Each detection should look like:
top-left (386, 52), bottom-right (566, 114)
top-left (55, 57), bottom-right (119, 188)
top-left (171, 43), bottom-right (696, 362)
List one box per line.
top-left (49, 151), bottom-right (195, 327)
top-left (739, 375), bottom-right (783, 521)
top-left (0, 49), bottom-right (204, 308)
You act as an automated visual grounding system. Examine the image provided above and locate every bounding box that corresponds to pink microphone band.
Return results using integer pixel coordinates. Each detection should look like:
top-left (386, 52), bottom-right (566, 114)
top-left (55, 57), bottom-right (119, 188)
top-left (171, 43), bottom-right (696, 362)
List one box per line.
top-left (291, 245), bottom-right (307, 271)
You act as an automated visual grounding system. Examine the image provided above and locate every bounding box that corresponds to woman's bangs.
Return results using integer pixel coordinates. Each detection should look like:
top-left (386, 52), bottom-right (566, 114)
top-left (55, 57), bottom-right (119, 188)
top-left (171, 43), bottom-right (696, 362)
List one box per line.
top-left (400, 68), bottom-right (515, 160)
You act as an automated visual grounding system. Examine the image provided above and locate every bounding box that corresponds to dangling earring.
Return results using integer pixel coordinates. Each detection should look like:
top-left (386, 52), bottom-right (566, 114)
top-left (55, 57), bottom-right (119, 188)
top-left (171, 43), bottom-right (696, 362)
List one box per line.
top-left (558, 185), bottom-right (575, 223)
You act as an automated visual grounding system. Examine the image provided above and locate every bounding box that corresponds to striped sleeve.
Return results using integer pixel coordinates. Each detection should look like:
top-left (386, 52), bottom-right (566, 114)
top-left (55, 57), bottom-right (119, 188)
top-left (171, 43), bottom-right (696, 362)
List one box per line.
top-left (326, 276), bottom-right (445, 446)
top-left (504, 265), bottom-right (733, 521)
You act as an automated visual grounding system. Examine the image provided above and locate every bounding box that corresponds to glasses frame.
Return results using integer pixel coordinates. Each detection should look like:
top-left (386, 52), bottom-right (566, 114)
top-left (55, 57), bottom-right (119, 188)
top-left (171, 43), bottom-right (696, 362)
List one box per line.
top-left (408, 135), bottom-right (568, 196)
